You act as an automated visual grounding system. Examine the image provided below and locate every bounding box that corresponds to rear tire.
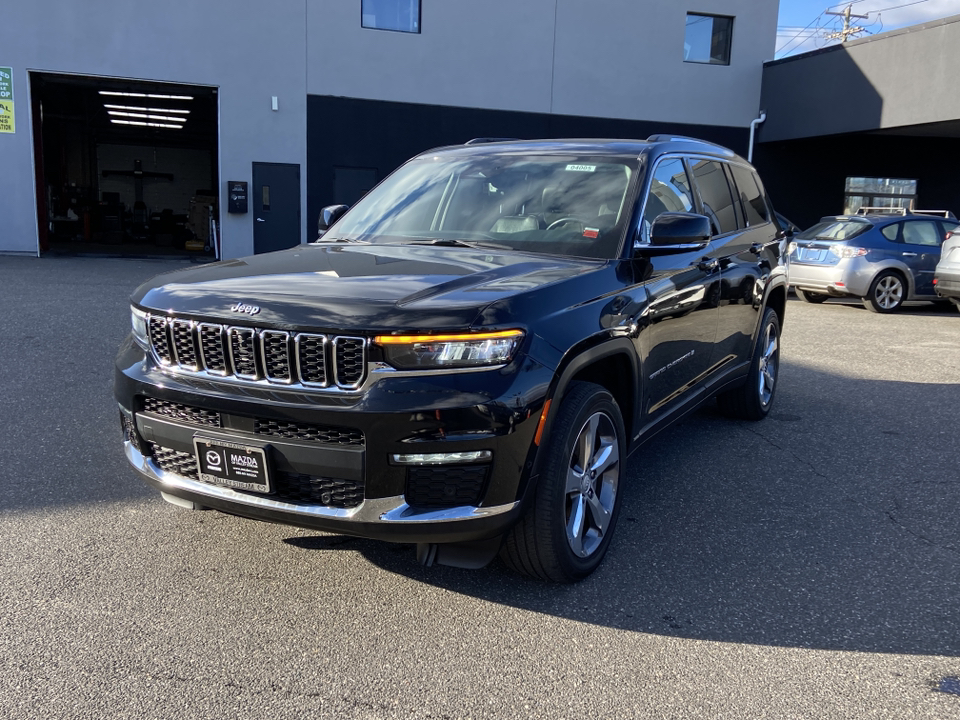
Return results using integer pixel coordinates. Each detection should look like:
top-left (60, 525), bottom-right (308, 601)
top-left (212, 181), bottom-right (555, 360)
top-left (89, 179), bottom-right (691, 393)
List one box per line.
top-left (717, 307), bottom-right (780, 421)
top-left (795, 288), bottom-right (829, 304)
top-left (501, 382), bottom-right (625, 583)
top-left (862, 271), bottom-right (906, 313)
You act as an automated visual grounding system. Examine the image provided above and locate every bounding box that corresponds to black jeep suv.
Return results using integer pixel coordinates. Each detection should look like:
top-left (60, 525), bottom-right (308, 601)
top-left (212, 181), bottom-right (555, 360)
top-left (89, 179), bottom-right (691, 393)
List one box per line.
top-left (116, 137), bottom-right (788, 582)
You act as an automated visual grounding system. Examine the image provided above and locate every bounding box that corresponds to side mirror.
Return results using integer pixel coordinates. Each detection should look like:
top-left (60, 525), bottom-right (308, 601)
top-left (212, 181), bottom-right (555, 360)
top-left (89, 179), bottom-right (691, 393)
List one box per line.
top-left (317, 204), bottom-right (349, 238)
top-left (645, 212), bottom-right (711, 251)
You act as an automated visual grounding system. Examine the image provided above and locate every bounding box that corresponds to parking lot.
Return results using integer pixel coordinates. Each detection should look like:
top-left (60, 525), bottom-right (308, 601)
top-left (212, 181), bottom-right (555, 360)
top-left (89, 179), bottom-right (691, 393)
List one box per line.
top-left (1, 255), bottom-right (958, 719)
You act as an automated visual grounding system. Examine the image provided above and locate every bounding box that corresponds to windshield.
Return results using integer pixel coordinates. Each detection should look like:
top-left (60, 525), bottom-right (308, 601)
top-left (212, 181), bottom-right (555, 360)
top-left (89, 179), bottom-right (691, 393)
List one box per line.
top-left (323, 155), bottom-right (637, 259)
top-left (797, 219), bottom-right (871, 242)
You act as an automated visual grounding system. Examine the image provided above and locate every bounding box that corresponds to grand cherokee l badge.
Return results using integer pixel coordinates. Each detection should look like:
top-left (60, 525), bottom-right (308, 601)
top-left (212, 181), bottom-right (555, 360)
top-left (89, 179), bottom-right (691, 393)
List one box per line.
top-left (230, 302), bottom-right (261, 315)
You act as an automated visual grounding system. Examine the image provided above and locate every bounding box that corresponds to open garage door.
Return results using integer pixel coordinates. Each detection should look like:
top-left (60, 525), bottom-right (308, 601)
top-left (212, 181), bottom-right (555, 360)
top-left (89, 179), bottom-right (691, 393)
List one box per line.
top-left (30, 72), bottom-right (218, 258)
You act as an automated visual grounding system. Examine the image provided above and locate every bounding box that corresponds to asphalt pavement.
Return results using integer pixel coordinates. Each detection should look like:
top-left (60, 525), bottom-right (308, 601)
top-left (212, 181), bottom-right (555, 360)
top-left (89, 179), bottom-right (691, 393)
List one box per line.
top-left (1, 256), bottom-right (958, 719)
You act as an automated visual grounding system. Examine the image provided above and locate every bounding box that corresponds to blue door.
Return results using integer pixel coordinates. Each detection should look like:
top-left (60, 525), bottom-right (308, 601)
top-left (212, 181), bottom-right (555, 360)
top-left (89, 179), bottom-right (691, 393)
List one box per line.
top-left (898, 218), bottom-right (946, 296)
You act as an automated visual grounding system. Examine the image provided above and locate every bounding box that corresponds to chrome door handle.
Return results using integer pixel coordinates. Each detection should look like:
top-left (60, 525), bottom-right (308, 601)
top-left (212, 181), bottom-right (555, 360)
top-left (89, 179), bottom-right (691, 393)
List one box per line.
top-left (256, 218), bottom-right (265, 222)
top-left (697, 258), bottom-right (719, 273)
top-left (902, 252), bottom-right (917, 257)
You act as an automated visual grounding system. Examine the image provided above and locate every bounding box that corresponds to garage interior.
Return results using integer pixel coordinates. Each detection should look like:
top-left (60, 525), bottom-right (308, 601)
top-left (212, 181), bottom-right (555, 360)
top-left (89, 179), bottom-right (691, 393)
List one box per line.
top-left (31, 72), bottom-right (219, 257)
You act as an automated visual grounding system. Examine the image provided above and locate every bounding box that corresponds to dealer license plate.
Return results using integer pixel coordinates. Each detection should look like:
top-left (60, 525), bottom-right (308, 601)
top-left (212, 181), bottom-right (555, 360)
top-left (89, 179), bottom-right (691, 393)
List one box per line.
top-left (193, 436), bottom-right (272, 494)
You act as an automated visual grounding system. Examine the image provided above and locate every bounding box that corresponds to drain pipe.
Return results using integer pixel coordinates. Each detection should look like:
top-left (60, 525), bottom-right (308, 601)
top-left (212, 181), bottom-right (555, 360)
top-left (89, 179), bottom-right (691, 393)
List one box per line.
top-left (748, 111), bottom-right (766, 163)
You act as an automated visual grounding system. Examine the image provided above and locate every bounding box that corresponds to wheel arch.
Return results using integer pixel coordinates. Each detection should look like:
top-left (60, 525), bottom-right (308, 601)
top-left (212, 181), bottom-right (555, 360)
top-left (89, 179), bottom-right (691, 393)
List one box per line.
top-left (519, 338), bottom-right (638, 502)
top-left (869, 262), bottom-right (914, 298)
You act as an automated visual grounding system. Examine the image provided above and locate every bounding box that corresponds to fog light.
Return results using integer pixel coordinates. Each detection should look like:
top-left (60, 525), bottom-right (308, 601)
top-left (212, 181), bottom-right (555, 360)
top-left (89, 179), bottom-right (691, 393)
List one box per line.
top-left (391, 450), bottom-right (492, 465)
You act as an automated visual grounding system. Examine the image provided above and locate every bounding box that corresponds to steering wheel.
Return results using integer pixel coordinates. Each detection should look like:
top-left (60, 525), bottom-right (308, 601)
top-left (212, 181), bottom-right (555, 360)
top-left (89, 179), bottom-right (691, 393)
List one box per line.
top-left (546, 216), bottom-right (587, 232)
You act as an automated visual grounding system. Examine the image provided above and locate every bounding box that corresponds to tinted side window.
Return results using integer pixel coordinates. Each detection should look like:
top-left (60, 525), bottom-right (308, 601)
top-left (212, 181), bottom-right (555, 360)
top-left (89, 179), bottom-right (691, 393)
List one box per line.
top-left (689, 159), bottom-right (739, 235)
top-left (729, 165), bottom-right (769, 226)
top-left (901, 220), bottom-right (942, 247)
top-left (639, 157), bottom-right (694, 243)
top-left (880, 223), bottom-right (900, 242)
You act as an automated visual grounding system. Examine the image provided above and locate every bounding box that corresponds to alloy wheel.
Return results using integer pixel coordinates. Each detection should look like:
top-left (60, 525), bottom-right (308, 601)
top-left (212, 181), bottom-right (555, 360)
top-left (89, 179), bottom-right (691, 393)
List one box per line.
top-left (757, 320), bottom-right (779, 408)
top-left (874, 275), bottom-right (904, 310)
top-left (564, 412), bottom-right (620, 558)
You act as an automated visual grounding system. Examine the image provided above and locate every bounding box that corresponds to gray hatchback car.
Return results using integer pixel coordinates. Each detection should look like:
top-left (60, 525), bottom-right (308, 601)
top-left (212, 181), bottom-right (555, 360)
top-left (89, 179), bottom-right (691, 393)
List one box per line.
top-left (788, 209), bottom-right (959, 313)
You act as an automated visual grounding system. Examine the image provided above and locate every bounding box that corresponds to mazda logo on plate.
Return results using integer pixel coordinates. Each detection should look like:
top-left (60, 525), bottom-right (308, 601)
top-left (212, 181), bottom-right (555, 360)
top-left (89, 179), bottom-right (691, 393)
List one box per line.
top-left (230, 302), bottom-right (261, 315)
top-left (206, 450), bottom-right (222, 467)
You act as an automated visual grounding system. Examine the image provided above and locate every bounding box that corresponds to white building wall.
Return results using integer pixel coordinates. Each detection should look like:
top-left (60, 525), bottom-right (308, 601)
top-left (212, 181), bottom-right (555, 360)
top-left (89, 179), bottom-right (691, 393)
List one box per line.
top-left (1, 0), bottom-right (778, 257)
top-left (308, 0), bottom-right (779, 128)
top-left (0, 0), bottom-right (307, 258)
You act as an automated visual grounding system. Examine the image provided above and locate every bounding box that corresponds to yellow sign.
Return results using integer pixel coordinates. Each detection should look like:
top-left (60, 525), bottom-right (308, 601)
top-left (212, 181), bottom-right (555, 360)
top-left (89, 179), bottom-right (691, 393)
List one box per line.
top-left (0, 100), bottom-right (14, 133)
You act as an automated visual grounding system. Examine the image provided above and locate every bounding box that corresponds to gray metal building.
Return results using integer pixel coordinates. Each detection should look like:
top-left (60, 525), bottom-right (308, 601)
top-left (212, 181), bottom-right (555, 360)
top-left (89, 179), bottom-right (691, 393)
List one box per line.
top-left (0, 0), bottom-right (777, 259)
top-left (756, 14), bottom-right (960, 228)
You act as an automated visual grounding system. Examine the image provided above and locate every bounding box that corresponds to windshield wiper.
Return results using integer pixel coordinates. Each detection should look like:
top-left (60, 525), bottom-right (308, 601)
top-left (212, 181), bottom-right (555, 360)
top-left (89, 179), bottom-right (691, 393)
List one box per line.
top-left (413, 238), bottom-right (511, 250)
top-left (312, 236), bottom-right (367, 244)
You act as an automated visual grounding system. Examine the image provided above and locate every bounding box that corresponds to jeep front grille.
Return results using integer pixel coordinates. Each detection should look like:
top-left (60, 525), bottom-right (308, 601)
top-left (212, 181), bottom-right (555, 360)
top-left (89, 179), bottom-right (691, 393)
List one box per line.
top-left (146, 314), bottom-right (367, 390)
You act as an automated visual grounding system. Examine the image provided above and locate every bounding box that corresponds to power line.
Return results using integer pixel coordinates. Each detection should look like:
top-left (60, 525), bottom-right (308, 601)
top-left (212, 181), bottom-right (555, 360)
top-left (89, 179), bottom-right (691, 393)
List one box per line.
top-left (775, 11), bottom-right (827, 56)
top-left (869, 0), bottom-right (931, 14)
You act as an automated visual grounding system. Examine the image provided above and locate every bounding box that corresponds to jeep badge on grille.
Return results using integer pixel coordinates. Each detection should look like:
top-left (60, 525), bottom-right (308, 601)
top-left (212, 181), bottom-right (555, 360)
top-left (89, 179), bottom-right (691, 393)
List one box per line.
top-left (230, 302), bottom-right (261, 315)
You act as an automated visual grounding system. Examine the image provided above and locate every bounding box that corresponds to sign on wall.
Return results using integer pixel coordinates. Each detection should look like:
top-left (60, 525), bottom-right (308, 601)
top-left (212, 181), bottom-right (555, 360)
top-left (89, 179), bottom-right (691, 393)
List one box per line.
top-left (0, 67), bottom-right (14, 133)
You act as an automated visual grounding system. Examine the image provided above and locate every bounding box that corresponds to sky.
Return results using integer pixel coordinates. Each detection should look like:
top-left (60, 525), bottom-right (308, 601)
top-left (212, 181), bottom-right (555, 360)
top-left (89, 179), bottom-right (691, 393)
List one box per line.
top-left (776, 0), bottom-right (960, 57)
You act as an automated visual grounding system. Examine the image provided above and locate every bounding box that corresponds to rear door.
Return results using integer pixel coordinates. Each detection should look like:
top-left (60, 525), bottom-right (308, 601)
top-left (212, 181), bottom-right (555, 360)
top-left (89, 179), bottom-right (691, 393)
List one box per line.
top-left (689, 159), bottom-right (774, 371)
top-left (898, 218), bottom-right (945, 296)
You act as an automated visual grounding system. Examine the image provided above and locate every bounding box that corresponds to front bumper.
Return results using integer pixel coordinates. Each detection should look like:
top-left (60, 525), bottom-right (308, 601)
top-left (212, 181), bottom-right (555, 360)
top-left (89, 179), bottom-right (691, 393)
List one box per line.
top-left (124, 441), bottom-right (523, 543)
top-left (116, 336), bottom-right (551, 543)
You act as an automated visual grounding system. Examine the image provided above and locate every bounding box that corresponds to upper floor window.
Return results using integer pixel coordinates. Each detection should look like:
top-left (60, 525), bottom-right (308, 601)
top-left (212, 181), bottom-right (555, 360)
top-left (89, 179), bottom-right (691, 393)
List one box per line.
top-left (684, 14), bottom-right (733, 65)
top-left (362, 0), bottom-right (421, 34)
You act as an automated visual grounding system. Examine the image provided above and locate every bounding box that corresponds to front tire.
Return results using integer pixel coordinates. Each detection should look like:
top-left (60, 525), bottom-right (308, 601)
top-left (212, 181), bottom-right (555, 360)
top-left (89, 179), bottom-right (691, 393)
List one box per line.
top-left (717, 307), bottom-right (780, 421)
top-left (795, 288), bottom-right (829, 303)
top-left (501, 382), bottom-right (625, 583)
top-left (862, 270), bottom-right (906, 313)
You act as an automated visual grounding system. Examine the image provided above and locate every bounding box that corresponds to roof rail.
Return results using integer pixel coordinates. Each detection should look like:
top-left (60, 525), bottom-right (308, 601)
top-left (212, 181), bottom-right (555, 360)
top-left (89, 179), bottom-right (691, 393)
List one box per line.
top-left (645, 134), bottom-right (731, 152)
top-left (855, 207), bottom-right (908, 216)
top-left (464, 137), bottom-right (518, 145)
top-left (854, 207), bottom-right (957, 219)
top-left (913, 209), bottom-right (957, 219)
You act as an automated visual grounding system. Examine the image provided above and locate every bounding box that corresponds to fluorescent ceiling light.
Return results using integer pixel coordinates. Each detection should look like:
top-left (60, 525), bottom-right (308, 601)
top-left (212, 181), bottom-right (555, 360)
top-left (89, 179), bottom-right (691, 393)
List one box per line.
top-left (103, 104), bottom-right (190, 114)
top-left (108, 110), bottom-right (190, 123)
top-left (99, 91), bottom-right (194, 100)
top-left (110, 119), bottom-right (183, 129)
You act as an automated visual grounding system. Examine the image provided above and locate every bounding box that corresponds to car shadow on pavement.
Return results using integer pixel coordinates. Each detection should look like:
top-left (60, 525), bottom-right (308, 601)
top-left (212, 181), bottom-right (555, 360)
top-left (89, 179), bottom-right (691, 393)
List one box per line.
top-left (790, 295), bottom-right (960, 316)
top-left (287, 360), bottom-right (960, 658)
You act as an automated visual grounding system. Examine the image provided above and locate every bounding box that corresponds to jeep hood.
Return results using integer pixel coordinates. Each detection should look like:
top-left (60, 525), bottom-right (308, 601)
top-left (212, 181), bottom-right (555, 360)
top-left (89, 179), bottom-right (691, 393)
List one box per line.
top-left (132, 243), bottom-right (599, 332)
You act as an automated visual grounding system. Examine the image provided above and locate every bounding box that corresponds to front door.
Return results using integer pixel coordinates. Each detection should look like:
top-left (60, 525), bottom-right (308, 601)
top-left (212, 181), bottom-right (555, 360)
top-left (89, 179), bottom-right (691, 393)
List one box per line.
top-left (253, 162), bottom-right (300, 254)
top-left (632, 156), bottom-right (719, 417)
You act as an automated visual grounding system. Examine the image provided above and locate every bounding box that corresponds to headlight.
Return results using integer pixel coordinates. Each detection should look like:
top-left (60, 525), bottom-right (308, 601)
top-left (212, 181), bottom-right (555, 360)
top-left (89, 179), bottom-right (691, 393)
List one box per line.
top-left (374, 329), bottom-right (524, 369)
top-left (131, 306), bottom-right (149, 348)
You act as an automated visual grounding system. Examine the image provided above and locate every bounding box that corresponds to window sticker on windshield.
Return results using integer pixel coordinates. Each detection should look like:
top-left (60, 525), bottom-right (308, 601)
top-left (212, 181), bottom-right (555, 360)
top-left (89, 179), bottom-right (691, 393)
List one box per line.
top-left (583, 228), bottom-right (600, 239)
top-left (565, 164), bottom-right (596, 172)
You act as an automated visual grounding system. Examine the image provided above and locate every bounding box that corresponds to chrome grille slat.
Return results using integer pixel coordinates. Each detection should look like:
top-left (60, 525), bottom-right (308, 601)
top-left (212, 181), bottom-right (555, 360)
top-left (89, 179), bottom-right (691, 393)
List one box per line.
top-left (334, 336), bottom-right (367, 388)
top-left (171, 319), bottom-right (199, 370)
top-left (146, 316), bottom-right (367, 391)
top-left (295, 333), bottom-right (328, 387)
top-left (261, 331), bottom-right (292, 383)
top-left (228, 326), bottom-right (259, 380)
top-left (198, 323), bottom-right (228, 375)
top-left (148, 316), bottom-right (173, 365)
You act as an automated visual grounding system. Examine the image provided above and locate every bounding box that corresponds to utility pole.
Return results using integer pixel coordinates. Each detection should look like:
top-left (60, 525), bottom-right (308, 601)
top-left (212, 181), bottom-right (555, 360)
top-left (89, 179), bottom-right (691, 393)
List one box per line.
top-left (824, 5), bottom-right (869, 42)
